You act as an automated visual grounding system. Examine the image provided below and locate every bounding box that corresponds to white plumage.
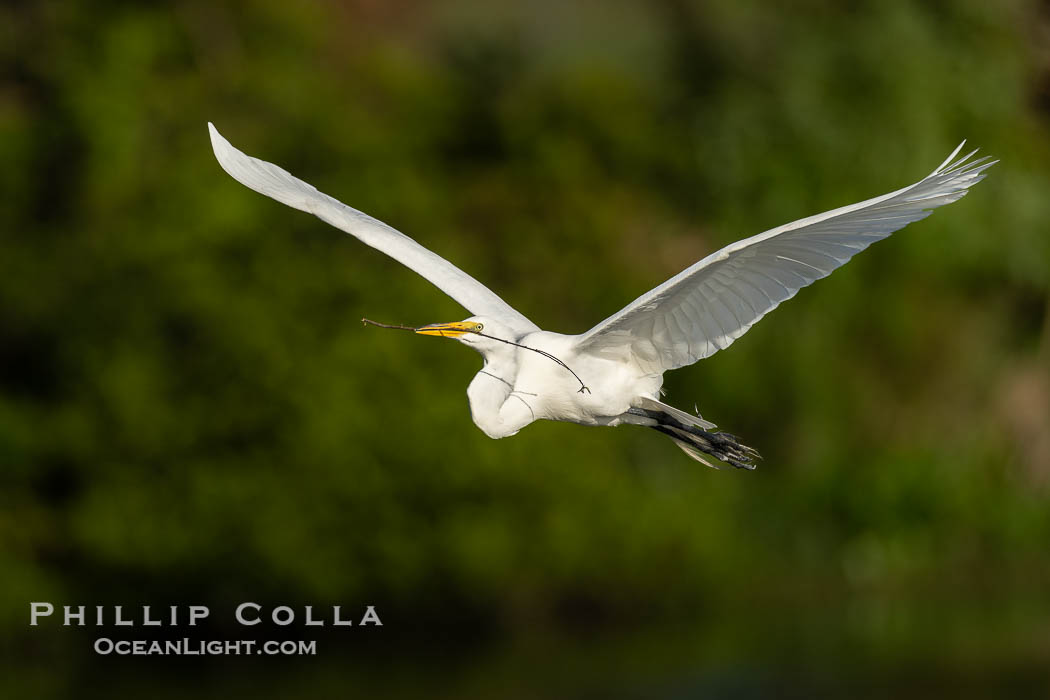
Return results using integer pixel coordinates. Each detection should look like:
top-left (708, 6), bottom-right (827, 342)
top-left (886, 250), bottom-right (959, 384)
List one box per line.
top-left (209, 123), bottom-right (994, 468)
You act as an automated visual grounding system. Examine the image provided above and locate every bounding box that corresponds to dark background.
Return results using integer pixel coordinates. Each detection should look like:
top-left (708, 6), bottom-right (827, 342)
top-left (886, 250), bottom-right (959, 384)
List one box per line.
top-left (3, 0), bottom-right (1049, 696)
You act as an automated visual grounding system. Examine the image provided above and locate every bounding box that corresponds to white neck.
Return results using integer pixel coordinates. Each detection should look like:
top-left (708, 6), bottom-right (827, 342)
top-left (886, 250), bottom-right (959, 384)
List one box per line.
top-left (466, 346), bottom-right (522, 438)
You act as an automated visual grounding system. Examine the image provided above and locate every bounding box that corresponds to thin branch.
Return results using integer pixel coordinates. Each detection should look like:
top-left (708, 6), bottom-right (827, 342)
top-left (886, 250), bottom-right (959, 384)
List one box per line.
top-left (361, 318), bottom-right (591, 393)
top-left (361, 318), bottom-right (417, 331)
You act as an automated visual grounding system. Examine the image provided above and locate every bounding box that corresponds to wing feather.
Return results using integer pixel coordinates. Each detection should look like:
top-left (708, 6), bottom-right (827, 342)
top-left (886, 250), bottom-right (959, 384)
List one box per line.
top-left (576, 145), bottom-right (995, 372)
top-left (208, 123), bottom-right (538, 333)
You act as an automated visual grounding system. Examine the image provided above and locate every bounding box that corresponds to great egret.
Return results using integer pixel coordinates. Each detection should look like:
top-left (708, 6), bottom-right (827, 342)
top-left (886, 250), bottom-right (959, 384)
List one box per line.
top-left (208, 123), bottom-right (994, 468)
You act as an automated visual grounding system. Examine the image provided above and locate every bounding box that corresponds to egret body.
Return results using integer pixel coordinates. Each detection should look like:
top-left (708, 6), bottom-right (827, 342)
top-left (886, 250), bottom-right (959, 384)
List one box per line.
top-left (209, 123), bottom-right (994, 468)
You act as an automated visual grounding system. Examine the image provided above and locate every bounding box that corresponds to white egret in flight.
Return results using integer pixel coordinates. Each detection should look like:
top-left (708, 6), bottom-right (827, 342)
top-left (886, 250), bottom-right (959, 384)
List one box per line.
top-left (208, 123), bottom-right (994, 469)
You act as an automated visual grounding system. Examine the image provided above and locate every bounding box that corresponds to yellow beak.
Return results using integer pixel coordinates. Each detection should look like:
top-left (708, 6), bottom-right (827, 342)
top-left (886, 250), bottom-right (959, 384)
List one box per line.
top-left (415, 321), bottom-right (477, 338)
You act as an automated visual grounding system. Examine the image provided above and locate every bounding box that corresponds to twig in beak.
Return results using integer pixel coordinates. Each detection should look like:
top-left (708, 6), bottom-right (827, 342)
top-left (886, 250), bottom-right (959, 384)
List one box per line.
top-left (361, 317), bottom-right (590, 393)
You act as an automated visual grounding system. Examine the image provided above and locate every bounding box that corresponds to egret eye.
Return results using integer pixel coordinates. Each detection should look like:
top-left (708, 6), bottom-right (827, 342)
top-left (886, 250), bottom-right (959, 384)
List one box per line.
top-left (476, 323), bottom-right (484, 331)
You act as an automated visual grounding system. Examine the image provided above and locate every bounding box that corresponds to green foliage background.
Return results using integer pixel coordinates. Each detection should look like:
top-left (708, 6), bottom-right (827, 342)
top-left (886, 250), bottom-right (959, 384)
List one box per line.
top-left (2, 0), bottom-right (1049, 695)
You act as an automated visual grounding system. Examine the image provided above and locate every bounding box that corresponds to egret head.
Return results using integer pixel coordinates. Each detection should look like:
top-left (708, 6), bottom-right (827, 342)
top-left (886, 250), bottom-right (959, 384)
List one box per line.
top-left (415, 316), bottom-right (515, 356)
top-left (413, 316), bottom-right (589, 393)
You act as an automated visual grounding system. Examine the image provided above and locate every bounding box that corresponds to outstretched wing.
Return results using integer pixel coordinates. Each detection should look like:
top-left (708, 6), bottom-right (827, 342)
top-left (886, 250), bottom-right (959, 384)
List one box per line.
top-left (575, 144), bottom-right (996, 373)
top-left (208, 123), bottom-right (539, 333)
